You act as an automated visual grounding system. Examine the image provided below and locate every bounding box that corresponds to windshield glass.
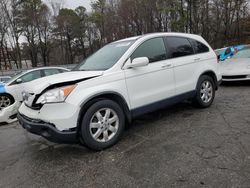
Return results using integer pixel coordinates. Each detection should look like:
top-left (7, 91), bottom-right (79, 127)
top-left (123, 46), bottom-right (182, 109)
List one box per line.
top-left (5, 71), bottom-right (24, 84)
top-left (232, 48), bottom-right (250, 59)
top-left (75, 40), bottom-right (135, 71)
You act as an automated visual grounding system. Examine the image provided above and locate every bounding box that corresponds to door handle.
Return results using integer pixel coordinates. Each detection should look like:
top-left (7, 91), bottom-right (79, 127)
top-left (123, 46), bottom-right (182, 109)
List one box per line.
top-left (161, 63), bottom-right (172, 68)
top-left (194, 57), bottom-right (201, 61)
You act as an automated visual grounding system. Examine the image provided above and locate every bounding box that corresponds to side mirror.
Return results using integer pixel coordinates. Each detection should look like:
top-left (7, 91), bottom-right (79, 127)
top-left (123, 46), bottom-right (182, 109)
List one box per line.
top-left (16, 78), bottom-right (22, 84)
top-left (124, 57), bottom-right (149, 69)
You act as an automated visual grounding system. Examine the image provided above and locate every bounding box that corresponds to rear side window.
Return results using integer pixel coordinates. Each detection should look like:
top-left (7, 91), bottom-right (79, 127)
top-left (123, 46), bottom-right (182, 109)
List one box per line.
top-left (165, 37), bottom-right (194, 58)
top-left (43, 69), bottom-right (60, 76)
top-left (131, 38), bottom-right (167, 63)
top-left (58, 69), bottom-right (68, 73)
top-left (188, 39), bottom-right (209, 54)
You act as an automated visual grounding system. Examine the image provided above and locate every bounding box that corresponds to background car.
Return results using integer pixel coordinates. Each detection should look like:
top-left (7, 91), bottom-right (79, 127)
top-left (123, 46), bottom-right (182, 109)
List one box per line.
top-left (215, 47), bottom-right (227, 56)
top-left (0, 76), bottom-right (11, 83)
top-left (219, 45), bottom-right (245, 61)
top-left (0, 67), bottom-right (69, 123)
top-left (221, 46), bottom-right (250, 81)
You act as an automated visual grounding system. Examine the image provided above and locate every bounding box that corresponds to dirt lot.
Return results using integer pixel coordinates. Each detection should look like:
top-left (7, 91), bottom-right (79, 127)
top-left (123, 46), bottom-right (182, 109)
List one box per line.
top-left (1, 82), bottom-right (250, 188)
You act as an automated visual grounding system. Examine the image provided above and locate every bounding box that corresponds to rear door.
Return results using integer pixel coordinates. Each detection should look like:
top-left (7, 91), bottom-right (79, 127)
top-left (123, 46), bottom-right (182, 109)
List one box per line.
top-left (165, 36), bottom-right (196, 95)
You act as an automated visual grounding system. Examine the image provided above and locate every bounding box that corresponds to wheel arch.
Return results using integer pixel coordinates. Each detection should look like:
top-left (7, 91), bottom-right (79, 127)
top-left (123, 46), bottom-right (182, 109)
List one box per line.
top-left (0, 92), bottom-right (15, 104)
top-left (77, 92), bottom-right (132, 133)
top-left (198, 70), bottom-right (218, 90)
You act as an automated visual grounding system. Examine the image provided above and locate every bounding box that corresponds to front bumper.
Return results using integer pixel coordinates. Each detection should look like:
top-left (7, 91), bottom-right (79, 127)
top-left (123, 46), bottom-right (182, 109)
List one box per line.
top-left (0, 101), bottom-right (20, 123)
top-left (18, 102), bottom-right (80, 131)
top-left (18, 113), bottom-right (78, 144)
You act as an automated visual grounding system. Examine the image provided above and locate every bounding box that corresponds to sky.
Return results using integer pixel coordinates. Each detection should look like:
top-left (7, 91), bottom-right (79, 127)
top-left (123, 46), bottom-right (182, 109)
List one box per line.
top-left (64, 0), bottom-right (92, 11)
top-left (43, 0), bottom-right (92, 12)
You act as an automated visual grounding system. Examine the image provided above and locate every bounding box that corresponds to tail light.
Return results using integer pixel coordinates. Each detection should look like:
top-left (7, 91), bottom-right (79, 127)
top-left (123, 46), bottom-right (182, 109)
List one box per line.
top-left (214, 50), bottom-right (220, 63)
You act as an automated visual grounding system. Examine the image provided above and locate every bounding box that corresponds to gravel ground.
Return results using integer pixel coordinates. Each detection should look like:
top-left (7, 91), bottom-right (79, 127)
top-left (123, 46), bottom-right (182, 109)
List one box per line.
top-left (1, 82), bottom-right (250, 188)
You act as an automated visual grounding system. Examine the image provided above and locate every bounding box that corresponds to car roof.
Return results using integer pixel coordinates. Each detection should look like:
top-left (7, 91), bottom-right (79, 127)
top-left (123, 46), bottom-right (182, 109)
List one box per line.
top-left (23, 66), bottom-right (69, 73)
top-left (115, 32), bottom-right (203, 44)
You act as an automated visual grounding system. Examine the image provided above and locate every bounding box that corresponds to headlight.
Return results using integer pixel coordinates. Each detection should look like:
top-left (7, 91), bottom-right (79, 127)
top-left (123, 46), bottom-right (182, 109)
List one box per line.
top-left (36, 85), bottom-right (76, 104)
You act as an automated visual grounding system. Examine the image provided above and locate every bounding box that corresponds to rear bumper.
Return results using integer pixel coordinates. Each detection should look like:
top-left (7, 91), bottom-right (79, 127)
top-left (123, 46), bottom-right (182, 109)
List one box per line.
top-left (18, 113), bottom-right (78, 144)
top-left (218, 79), bottom-right (222, 85)
top-left (222, 75), bottom-right (250, 81)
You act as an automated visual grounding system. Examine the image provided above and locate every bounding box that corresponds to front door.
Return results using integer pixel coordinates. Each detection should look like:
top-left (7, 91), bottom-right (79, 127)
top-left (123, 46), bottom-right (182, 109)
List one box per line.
top-left (124, 37), bottom-right (175, 115)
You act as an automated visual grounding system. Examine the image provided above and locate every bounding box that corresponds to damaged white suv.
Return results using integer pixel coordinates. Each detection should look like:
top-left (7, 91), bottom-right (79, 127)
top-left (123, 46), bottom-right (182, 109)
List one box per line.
top-left (18, 33), bottom-right (221, 150)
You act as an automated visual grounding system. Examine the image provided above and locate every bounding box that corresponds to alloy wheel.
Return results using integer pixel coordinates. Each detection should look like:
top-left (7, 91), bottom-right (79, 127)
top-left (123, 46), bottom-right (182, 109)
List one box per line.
top-left (0, 95), bottom-right (11, 111)
top-left (89, 108), bottom-right (119, 143)
top-left (200, 80), bottom-right (213, 103)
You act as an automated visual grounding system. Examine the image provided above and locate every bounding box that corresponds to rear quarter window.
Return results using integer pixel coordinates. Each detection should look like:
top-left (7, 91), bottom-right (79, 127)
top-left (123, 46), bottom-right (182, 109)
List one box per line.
top-left (188, 39), bottom-right (209, 54)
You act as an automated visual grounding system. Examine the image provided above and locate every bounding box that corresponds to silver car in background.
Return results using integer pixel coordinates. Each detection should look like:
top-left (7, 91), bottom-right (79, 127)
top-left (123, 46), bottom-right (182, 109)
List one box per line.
top-left (0, 67), bottom-right (69, 123)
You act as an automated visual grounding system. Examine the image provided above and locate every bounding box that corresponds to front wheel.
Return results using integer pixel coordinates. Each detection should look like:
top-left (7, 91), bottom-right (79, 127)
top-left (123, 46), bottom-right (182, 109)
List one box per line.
top-left (80, 99), bottom-right (125, 151)
top-left (0, 94), bottom-right (13, 111)
top-left (193, 75), bottom-right (215, 108)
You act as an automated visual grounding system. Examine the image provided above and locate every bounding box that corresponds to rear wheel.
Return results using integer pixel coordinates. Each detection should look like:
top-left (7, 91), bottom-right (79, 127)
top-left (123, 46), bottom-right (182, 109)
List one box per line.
top-left (193, 75), bottom-right (215, 108)
top-left (0, 94), bottom-right (13, 111)
top-left (80, 99), bottom-right (125, 151)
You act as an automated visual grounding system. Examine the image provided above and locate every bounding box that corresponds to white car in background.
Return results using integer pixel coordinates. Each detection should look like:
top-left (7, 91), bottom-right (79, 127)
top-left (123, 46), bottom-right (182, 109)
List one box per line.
top-left (18, 33), bottom-right (221, 150)
top-left (0, 67), bottom-right (69, 123)
top-left (221, 46), bottom-right (250, 81)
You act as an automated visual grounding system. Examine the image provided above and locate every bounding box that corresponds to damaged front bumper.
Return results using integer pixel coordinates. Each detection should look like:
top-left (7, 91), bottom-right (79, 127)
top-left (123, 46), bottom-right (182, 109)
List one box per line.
top-left (17, 113), bottom-right (78, 144)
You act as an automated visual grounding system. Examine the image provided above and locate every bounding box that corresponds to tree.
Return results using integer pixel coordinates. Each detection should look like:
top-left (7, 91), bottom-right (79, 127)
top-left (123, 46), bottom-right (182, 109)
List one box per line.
top-left (75, 6), bottom-right (88, 58)
top-left (55, 8), bottom-right (81, 64)
top-left (0, 0), bottom-right (23, 68)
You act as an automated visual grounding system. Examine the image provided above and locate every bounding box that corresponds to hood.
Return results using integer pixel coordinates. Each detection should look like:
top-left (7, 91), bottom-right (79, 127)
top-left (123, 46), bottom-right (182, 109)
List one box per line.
top-left (26, 71), bottom-right (103, 94)
top-left (221, 58), bottom-right (250, 75)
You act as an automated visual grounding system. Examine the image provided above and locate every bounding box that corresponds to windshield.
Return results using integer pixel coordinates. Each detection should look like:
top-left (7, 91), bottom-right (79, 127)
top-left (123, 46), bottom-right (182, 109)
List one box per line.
top-left (5, 71), bottom-right (24, 84)
top-left (75, 40), bottom-right (135, 71)
top-left (232, 48), bottom-right (250, 59)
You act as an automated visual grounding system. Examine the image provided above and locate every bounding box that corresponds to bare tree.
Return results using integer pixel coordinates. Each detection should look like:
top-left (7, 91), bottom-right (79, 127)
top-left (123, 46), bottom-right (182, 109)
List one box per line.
top-left (0, 0), bottom-right (23, 68)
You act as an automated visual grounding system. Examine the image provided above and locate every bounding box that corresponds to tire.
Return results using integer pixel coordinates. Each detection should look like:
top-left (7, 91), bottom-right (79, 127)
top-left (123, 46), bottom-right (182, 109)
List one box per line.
top-left (80, 99), bottom-right (125, 151)
top-left (193, 75), bottom-right (215, 108)
top-left (0, 94), bottom-right (14, 111)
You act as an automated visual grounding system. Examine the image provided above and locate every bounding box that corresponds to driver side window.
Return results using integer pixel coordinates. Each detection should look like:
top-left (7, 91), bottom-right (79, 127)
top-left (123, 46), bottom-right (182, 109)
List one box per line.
top-left (131, 37), bottom-right (167, 63)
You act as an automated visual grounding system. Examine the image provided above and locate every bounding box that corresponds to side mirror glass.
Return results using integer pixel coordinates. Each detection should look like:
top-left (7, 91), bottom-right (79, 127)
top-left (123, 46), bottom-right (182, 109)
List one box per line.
top-left (16, 78), bottom-right (22, 84)
top-left (124, 57), bottom-right (149, 69)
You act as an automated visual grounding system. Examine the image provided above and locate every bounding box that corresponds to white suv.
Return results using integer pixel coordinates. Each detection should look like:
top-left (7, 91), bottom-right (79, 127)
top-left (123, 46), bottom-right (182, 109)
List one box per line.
top-left (18, 33), bottom-right (221, 150)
